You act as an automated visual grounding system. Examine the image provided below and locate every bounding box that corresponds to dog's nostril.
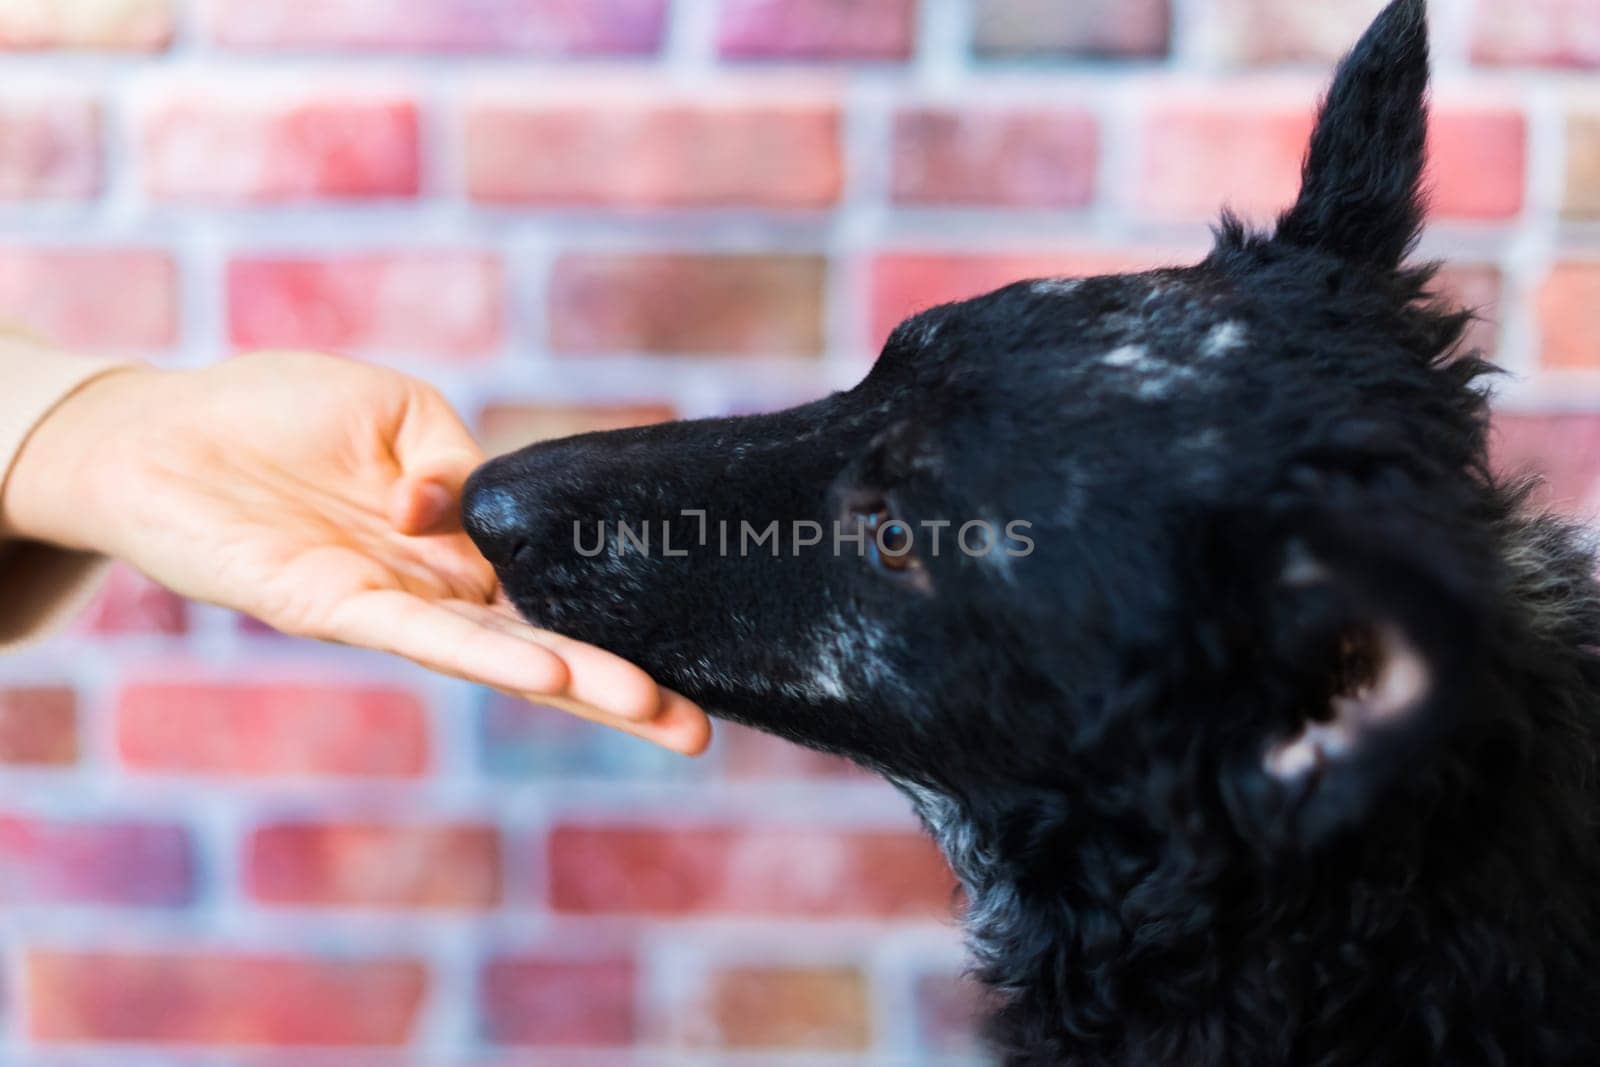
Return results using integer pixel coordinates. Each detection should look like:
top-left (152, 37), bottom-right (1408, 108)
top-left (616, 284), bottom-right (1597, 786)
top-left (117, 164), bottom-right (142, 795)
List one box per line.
top-left (462, 480), bottom-right (535, 567)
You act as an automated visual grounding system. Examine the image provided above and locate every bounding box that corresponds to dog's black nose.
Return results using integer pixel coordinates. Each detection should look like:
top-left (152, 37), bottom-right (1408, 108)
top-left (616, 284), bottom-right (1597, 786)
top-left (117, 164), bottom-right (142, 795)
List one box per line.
top-left (461, 463), bottom-right (533, 568)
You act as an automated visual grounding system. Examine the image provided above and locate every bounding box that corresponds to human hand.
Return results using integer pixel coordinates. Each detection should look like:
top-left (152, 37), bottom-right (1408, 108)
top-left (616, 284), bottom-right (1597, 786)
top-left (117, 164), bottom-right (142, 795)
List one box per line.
top-left (0, 351), bottom-right (711, 755)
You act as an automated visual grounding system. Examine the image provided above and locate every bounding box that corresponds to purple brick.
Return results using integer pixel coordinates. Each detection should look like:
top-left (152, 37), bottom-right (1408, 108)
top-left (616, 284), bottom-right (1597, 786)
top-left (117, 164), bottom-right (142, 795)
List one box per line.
top-left (718, 0), bottom-right (918, 60)
top-left (892, 107), bottom-right (1098, 207)
top-left (210, 0), bottom-right (668, 55)
top-left (0, 817), bottom-right (194, 907)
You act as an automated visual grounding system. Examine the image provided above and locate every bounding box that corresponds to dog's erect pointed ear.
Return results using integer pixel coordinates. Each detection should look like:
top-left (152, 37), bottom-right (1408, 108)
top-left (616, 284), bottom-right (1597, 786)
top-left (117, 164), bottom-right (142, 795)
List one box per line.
top-left (1222, 512), bottom-right (1490, 851)
top-left (1273, 0), bottom-right (1431, 269)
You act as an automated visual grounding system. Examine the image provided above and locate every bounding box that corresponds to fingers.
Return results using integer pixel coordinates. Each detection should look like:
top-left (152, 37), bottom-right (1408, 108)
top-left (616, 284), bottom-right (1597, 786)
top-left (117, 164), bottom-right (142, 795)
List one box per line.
top-left (434, 598), bottom-right (668, 722)
top-left (326, 588), bottom-right (571, 697)
top-left (390, 385), bottom-right (486, 537)
top-left (389, 476), bottom-right (459, 537)
top-left (529, 689), bottom-right (713, 757)
top-left (330, 590), bottom-right (713, 757)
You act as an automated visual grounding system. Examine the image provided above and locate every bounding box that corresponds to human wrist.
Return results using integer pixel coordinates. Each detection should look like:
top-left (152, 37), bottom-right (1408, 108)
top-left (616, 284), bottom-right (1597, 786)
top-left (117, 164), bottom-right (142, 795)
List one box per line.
top-left (0, 365), bottom-right (162, 552)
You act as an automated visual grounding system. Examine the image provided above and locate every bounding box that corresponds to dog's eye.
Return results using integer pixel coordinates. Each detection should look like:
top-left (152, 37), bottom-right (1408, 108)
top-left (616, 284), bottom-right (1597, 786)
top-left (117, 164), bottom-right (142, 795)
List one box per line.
top-left (857, 506), bottom-right (921, 575)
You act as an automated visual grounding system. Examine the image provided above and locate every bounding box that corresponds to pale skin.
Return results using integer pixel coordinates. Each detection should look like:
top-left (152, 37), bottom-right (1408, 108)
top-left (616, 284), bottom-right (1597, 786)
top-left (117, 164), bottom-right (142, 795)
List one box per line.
top-left (0, 351), bottom-right (712, 755)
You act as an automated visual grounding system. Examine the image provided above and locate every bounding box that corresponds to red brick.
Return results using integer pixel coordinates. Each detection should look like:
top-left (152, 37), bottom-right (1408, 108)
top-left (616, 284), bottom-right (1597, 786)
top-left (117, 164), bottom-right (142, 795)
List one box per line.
top-left (140, 93), bottom-right (420, 202)
top-left (116, 681), bottom-right (430, 777)
top-left (209, 0), bottom-right (667, 55)
top-left (477, 402), bottom-right (676, 458)
top-left (481, 957), bottom-right (636, 1045)
top-left (1566, 113), bottom-right (1600, 219)
top-left (688, 966), bottom-right (870, 1050)
top-left (550, 254), bottom-right (826, 356)
top-left (28, 951), bottom-right (426, 1045)
top-left (548, 826), bottom-right (954, 917)
top-left (0, 687), bottom-right (77, 765)
top-left (972, 0), bottom-right (1171, 59)
top-left (1203, 0), bottom-right (1392, 65)
top-left (1473, 0), bottom-right (1600, 68)
top-left (870, 251), bottom-right (1183, 349)
top-left (891, 107), bottom-right (1098, 208)
top-left (717, 722), bottom-right (864, 779)
top-left (0, 816), bottom-right (192, 906)
top-left (73, 564), bottom-right (187, 636)
top-left (0, 249), bottom-right (177, 350)
top-left (717, 0), bottom-right (917, 60)
top-left (227, 253), bottom-right (502, 357)
top-left (0, 0), bottom-right (174, 50)
top-left (0, 97), bottom-right (100, 198)
top-left (1492, 414), bottom-right (1600, 514)
top-left (246, 822), bottom-right (501, 909)
top-left (464, 93), bottom-right (841, 208)
top-left (1137, 103), bottom-right (1525, 223)
top-left (1536, 264), bottom-right (1600, 371)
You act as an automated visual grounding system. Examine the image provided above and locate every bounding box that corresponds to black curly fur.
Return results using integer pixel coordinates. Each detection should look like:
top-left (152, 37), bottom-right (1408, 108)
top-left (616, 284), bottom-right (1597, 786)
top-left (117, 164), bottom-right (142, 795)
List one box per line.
top-left (466, 1), bottom-right (1600, 1061)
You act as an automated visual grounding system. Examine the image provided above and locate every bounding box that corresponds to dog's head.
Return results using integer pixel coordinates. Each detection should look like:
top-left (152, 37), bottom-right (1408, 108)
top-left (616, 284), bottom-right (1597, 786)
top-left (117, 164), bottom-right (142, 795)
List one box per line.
top-left (465, 0), bottom-right (1523, 851)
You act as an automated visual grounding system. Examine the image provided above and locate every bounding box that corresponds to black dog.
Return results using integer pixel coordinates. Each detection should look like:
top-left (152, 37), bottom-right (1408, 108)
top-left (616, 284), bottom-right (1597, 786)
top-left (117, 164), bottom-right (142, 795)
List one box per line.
top-left (463, 1), bottom-right (1600, 1062)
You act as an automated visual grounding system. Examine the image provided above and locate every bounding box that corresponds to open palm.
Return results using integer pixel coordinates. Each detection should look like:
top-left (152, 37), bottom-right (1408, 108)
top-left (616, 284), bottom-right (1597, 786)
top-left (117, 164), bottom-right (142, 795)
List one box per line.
top-left (13, 351), bottom-right (709, 754)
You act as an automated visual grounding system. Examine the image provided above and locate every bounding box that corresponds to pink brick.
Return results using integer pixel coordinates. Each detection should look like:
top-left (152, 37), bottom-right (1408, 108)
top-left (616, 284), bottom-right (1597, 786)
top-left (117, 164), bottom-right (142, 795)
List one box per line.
top-left (1536, 263), bottom-right (1600, 371)
top-left (141, 93), bottom-right (420, 202)
top-left (548, 826), bottom-right (954, 918)
top-left (0, 98), bottom-right (100, 198)
top-left (550, 254), bottom-right (826, 356)
top-left (0, 0), bottom-right (174, 50)
top-left (28, 951), bottom-right (426, 1045)
top-left (0, 249), bottom-right (177, 350)
top-left (0, 816), bottom-right (192, 906)
top-left (227, 253), bottom-right (502, 357)
top-left (1493, 414), bottom-right (1600, 515)
top-left (1137, 104), bottom-right (1313, 222)
top-left (464, 94), bottom-right (842, 208)
top-left (1137, 103), bottom-right (1525, 223)
top-left (870, 251), bottom-right (1184, 349)
top-left (477, 402), bottom-right (676, 458)
top-left (0, 687), bottom-right (78, 766)
top-left (1435, 265), bottom-right (1503, 360)
top-left (1204, 0), bottom-right (1394, 65)
top-left (1429, 110), bottom-right (1527, 219)
top-left (717, 0), bottom-right (918, 60)
top-left (891, 107), bottom-right (1098, 208)
top-left (1473, 0), bottom-right (1600, 68)
top-left (481, 957), bottom-right (636, 1045)
top-left (688, 966), bottom-right (870, 1050)
top-left (209, 0), bottom-right (667, 55)
top-left (116, 681), bottom-right (430, 777)
top-left (246, 822), bottom-right (501, 909)
top-left (73, 564), bottom-right (187, 636)
top-left (914, 972), bottom-right (989, 1054)
top-left (973, 0), bottom-right (1171, 58)
top-left (717, 722), bottom-right (864, 779)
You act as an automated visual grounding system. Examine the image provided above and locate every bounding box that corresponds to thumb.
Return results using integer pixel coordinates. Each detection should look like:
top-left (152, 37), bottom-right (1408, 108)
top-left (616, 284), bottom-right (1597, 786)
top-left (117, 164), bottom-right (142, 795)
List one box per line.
top-left (389, 385), bottom-right (485, 537)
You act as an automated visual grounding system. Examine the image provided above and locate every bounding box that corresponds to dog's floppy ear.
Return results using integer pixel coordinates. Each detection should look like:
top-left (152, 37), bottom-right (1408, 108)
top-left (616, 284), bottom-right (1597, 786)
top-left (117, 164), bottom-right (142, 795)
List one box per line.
top-left (1222, 505), bottom-right (1491, 851)
top-left (1273, 0), bottom-right (1430, 270)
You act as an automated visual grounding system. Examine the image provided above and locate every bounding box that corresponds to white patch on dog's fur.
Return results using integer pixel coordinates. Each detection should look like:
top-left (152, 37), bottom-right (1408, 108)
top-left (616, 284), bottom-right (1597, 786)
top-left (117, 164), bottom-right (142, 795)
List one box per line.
top-left (1202, 321), bottom-right (1248, 359)
top-left (1102, 345), bottom-right (1151, 369)
top-left (1264, 623), bottom-right (1431, 781)
top-left (897, 780), bottom-right (1017, 952)
top-left (1031, 278), bottom-right (1082, 296)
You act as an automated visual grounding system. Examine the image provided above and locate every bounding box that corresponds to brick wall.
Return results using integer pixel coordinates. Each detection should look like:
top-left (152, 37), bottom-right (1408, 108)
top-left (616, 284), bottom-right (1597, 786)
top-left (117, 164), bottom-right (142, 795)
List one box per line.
top-left (0, 0), bottom-right (1596, 1062)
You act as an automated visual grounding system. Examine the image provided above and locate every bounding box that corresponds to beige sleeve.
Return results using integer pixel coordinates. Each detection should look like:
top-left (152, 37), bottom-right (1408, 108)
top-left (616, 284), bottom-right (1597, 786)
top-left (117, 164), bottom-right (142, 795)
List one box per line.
top-left (0, 332), bottom-right (133, 651)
